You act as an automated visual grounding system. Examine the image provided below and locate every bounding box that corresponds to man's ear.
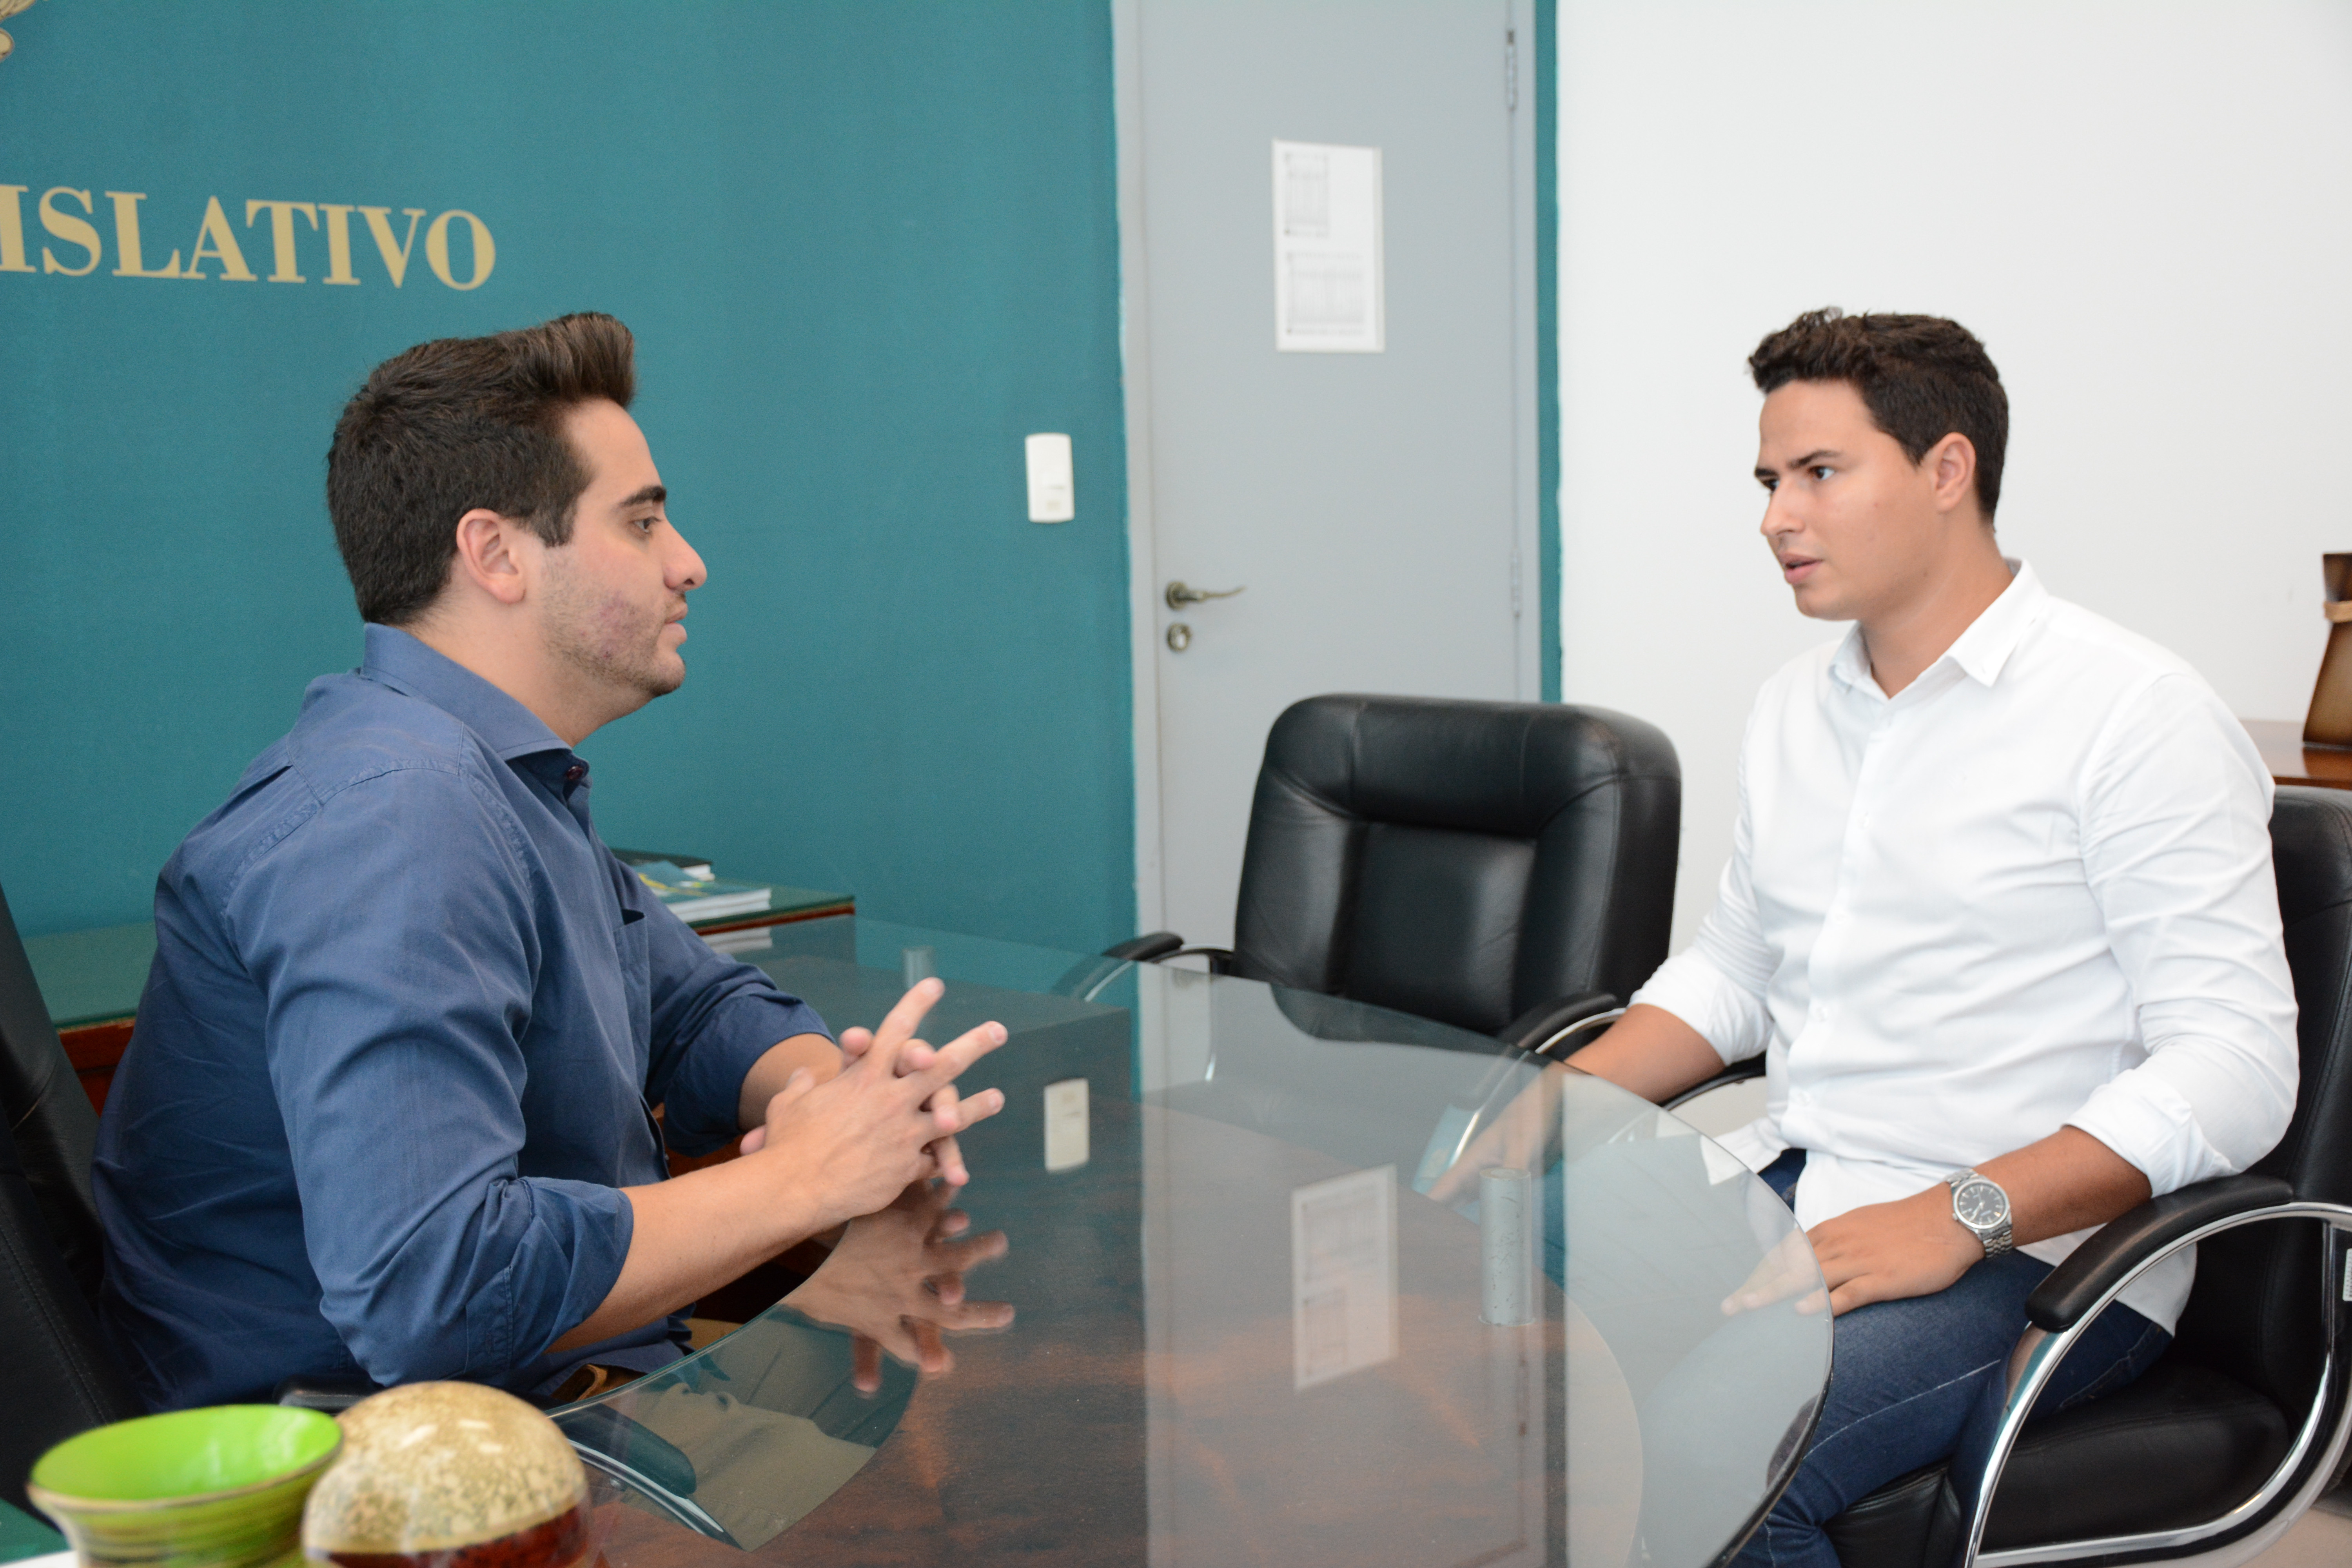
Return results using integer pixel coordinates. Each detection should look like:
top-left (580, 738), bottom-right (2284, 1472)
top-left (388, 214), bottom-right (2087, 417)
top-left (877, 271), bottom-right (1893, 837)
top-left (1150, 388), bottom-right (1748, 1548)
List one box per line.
top-left (1926, 432), bottom-right (1980, 520)
top-left (450, 508), bottom-right (535, 607)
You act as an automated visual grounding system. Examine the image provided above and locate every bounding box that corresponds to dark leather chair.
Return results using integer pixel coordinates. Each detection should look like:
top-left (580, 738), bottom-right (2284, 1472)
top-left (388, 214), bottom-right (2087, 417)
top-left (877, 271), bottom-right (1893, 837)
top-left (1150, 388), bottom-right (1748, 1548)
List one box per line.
top-left (0, 881), bottom-right (107, 1300)
top-left (1093, 694), bottom-right (1680, 1056)
top-left (1816, 785), bottom-right (2352, 1568)
top-left (0, 880), bottom-right (140, 1511)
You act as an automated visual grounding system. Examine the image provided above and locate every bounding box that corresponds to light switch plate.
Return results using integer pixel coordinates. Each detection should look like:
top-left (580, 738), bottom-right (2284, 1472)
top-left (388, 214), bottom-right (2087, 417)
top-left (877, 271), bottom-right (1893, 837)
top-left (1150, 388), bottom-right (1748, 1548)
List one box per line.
top-left (1044, 1077), bottom-right (1089, 1171)
top-left (1025, 433), bottom-right (1074, 523)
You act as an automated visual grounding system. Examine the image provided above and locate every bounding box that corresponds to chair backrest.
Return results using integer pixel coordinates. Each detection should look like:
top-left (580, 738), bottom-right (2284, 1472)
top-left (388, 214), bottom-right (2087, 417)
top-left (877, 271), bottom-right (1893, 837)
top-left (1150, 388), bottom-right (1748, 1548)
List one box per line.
top-left (1229, 694), bottom-right (1681, 1035)
top-left (0, 1119), bottom-right (141, 1509)
top-left (0, 879), bottom-right (147, 1501)
top-left (0, 880), bottom-right (105, 1298)
top-left (2173, 787), bottom-right (2352, 1411)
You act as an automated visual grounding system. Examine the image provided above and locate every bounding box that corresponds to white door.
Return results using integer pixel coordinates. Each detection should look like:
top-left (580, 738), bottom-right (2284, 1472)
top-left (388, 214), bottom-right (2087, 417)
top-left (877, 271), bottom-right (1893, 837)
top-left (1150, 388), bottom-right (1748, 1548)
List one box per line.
top-left (1119, 0), bottom-right (1541, 950)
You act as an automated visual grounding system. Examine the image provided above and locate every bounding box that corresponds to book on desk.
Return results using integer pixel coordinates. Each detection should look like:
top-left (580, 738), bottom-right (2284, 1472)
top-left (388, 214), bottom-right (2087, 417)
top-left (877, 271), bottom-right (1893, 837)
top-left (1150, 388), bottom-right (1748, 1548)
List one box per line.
top-left (25, 855), bottom-right (851, 1111)
top-left (608, 849), bottom-right (850, 954)
top-left (617, 858), bottom-right (777, 929)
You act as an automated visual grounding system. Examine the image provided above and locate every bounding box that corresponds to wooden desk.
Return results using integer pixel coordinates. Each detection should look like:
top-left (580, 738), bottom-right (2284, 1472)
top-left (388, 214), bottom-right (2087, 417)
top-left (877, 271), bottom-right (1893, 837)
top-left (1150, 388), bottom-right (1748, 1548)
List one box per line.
top-left (2241, 719), bottom-right (2352, 791)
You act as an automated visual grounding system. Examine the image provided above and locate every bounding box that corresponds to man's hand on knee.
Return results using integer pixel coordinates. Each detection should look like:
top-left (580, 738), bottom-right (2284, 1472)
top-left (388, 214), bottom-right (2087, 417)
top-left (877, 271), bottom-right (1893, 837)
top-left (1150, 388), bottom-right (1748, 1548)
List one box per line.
top-left (1788, 1186), bottom-right (1983, 1316)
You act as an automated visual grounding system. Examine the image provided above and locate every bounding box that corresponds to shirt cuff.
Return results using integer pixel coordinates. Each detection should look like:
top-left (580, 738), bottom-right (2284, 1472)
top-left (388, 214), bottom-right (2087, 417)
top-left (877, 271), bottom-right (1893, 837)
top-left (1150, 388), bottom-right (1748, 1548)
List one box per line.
top-left (339, 1173), bottom-right (635, 1389)
top-left (515, 1175), bottom-right (635, 1367)
top-left (1630, 949), bottom-right (1771, 1064)
top-left (2065, 1071), bottom-right (2227, 1197)
top-left (659, 990), bottom-right (833, 1156)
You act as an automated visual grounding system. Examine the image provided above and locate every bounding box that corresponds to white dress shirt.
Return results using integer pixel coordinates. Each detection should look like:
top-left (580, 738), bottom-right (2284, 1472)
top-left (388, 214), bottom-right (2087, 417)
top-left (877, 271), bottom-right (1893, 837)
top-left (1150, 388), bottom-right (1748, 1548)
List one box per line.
top-left (1634, 562), bottom-right (2298, 1331)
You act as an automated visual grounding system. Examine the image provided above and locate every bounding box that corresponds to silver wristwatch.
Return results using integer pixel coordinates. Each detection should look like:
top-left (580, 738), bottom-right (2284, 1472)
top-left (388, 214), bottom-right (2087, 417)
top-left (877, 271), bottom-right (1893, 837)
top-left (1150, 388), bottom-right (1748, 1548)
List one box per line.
top-left (1945, 1169), bottom-right (2015, 1258)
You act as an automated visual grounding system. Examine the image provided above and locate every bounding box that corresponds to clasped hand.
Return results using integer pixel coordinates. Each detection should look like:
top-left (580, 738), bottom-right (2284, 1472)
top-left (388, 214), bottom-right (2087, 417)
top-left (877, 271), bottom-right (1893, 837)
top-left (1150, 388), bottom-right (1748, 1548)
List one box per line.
top-left (740, 976), bottom-right (1009, 1225)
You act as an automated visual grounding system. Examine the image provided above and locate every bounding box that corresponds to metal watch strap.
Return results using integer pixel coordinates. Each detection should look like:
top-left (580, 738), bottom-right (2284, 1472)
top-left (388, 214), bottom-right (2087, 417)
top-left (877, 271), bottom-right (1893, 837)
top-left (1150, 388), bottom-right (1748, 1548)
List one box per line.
top-left (1947, 1168), bottom-right (2016, 1258)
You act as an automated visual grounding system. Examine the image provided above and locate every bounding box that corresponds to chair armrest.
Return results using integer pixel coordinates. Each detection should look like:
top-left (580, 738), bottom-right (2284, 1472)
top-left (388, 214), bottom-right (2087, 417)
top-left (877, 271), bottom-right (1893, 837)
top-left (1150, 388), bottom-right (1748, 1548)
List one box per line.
top-left (1498, 991), bottom-right (1622, 1057)
top-left (1052, 932), bottom-right (1226, 999)
top-left (558, 1405), bottom-right (741, 1546)
top-left (1664, 1056), bottom-right (1767, 1112)
top-left (2025, 1173), bottom-right (2297, 1332)
top-left (558, 1404), bottom-right (701, 1498)
top-left (1104, 933), bottom-right (1185, 963)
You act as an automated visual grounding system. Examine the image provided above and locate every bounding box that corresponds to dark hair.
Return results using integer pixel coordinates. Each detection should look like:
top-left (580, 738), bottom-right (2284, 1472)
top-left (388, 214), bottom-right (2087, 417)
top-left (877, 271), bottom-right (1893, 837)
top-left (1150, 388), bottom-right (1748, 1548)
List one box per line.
top-left (327, 312), bottom-right (636, 624)
top-left (1748, 308), bottom-right (2008, 519)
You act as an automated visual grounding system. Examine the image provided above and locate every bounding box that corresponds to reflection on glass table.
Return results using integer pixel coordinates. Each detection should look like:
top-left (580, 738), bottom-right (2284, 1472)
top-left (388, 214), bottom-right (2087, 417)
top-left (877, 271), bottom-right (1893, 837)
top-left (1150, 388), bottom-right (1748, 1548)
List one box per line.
top-left (551, 916), bottom-right (1832, 1568)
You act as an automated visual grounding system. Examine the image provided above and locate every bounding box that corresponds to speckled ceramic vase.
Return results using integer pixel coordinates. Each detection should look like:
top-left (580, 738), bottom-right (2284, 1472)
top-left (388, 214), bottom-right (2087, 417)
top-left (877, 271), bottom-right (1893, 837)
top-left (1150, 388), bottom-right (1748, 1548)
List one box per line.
top-left (28, 1405), bottom-right (344, 1568)
top-left (301, 1384), bottom-right (591, 1568)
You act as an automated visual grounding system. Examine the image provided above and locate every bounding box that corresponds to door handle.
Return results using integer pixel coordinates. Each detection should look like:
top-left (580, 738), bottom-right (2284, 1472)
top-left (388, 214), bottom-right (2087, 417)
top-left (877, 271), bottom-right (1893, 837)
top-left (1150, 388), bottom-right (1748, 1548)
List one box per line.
top-left (1165, 581), bottom-right (1245, 610)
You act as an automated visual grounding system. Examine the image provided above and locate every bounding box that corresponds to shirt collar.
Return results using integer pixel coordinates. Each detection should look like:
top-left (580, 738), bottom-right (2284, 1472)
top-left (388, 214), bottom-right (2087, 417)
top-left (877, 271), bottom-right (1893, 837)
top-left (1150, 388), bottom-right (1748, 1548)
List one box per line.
top-left (1941, 558), bottom-right (2046, 687)
top-left (1827, 558), bottom-right (2047, 694)
top-left (359, 623), bottom-right (571, 763)
top-left (1827, 624), bottom-right (1874, 692)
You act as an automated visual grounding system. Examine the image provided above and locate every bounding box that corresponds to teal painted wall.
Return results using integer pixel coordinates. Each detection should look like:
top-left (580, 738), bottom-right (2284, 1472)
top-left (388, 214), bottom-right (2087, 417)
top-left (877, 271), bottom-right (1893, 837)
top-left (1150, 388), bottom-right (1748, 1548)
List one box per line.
top-left (0, 1), bottom-right (1134, 951)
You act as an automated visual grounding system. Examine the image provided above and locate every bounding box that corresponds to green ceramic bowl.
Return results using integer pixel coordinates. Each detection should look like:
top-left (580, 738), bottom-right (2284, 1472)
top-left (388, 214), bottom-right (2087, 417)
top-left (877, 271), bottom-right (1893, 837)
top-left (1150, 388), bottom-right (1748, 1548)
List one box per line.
top-left (28, 1405), bottom-right (343, 1568)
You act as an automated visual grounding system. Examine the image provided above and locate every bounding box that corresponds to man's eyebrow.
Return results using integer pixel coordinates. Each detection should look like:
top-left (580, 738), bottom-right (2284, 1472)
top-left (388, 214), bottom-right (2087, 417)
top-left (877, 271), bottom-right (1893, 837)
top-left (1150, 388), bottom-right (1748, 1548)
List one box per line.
top-left (1757, 448), bottom-right (1842, 479)
top-left (618, 484), bottom-right (667, 509)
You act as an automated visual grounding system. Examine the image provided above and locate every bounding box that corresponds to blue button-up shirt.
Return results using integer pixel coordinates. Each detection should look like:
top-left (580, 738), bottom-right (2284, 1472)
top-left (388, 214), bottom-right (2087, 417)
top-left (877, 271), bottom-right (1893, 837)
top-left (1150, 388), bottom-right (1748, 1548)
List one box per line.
top-left (93, 626), bottom-right (828, 1410)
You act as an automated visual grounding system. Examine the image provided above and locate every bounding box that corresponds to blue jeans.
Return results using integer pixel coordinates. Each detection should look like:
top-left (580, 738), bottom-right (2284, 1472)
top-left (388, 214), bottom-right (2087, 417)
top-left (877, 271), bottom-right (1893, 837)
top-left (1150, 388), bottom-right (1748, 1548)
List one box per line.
top-left (1718, 1150), bottom-right (2171, 1568)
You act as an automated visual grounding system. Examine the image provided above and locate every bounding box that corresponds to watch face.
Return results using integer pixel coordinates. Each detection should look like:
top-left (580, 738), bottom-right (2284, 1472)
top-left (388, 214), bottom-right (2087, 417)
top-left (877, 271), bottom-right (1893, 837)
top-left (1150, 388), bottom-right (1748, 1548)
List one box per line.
top-left (1955, 1179), bottom-right (2009, 1229)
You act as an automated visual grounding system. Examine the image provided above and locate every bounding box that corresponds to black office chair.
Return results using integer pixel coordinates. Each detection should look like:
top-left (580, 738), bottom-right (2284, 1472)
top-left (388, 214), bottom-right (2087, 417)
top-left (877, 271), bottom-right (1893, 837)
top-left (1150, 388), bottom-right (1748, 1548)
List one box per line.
top-left (0, 880), bottom-right (141, 1511)
top-left (1813, 785), bottom-right (2352, 1568)
top-left (1087, 694), bottom-right (1680, 1058)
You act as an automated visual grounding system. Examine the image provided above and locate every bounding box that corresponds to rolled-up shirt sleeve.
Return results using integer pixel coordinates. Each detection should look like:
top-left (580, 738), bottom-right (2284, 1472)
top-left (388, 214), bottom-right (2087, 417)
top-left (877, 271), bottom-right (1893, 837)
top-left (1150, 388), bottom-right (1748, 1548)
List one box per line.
top-left (2064, 678), bottom-right (2299, 1195)
top-left (229, 764), bottom-right (629, 1388)
top-left (1632, 738), bottom-right (1776, 1064)
top-left (633, 874), bottom-right (831, 1157)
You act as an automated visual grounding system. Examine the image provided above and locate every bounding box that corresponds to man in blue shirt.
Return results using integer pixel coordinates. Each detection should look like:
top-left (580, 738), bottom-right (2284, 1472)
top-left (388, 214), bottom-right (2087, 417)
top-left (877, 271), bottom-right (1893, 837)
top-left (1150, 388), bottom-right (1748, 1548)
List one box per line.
top-left (94, 313), bottom-right (1007, 1410)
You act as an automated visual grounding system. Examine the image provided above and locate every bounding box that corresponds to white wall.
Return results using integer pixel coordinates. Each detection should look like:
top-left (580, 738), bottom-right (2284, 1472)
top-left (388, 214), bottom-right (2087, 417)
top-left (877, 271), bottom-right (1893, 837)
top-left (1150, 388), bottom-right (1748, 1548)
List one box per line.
top-left (1557, 0), bottom-right (2352, 949)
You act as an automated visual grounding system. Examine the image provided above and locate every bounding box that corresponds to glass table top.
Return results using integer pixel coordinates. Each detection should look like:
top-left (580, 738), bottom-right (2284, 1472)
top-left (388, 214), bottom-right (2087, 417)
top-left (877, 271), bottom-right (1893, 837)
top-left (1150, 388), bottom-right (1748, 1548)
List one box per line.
top-left (553, 916), bottom-right (1831, 1568)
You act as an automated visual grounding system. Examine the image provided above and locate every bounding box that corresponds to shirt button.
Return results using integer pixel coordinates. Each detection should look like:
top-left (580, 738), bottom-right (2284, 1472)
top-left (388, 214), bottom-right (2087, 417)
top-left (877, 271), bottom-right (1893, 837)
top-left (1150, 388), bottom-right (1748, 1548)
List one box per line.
top-left (564, 764), bottom-right (586, 784)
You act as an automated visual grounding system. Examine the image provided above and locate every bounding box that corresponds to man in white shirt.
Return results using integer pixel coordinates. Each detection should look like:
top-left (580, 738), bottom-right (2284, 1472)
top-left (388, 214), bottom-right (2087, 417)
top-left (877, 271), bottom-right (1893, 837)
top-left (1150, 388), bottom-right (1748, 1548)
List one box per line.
top-left (1438, 309), bottom-right (2297, 1567)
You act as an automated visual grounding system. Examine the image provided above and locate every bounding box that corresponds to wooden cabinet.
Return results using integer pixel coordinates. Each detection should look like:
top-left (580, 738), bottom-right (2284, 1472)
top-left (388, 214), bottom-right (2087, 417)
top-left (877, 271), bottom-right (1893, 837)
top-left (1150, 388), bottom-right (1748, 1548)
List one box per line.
top-left (2241, 719), bottom-right (2352, 792)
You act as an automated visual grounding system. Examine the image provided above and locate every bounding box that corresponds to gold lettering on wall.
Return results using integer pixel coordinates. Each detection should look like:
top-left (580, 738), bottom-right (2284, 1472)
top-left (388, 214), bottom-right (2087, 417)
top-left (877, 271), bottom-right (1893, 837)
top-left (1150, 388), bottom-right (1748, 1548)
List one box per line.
top-left (424, 209), bottom-right (494, 291)
top-left (184, 196), bottom-right (257, 281)
top-left (3, 181), bottom-right (495, 292)
top-left (244, 200), bottom-right (318, 283)
top-left (38, 186), bottom-right (98, 275)
top-left (318, 203), bottom-right (359, 285)
top-left (358, 207), bottom-right (425, 288)
top-left (0, 185), bottom-right (32, 272)
top-left (106, 191), bottom-right (183, 278)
